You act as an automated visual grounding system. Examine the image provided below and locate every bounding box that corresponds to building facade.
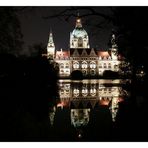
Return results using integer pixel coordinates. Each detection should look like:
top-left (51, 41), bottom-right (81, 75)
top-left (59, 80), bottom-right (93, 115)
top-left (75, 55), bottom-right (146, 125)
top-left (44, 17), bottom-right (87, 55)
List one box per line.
top-left (45, 16), bottom-right (122, 77)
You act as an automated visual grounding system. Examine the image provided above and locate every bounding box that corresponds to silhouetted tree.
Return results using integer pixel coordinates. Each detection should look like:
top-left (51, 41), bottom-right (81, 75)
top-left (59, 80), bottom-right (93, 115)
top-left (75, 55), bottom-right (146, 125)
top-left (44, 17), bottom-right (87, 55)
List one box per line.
top-left (111, 8), bottom-right (148, 72)
top-left (0, 7), bottom-right (23, 55)
top-left (71, 70), bottom-right (83, 80)
top-left (28, 43), bottom-right (46, 57)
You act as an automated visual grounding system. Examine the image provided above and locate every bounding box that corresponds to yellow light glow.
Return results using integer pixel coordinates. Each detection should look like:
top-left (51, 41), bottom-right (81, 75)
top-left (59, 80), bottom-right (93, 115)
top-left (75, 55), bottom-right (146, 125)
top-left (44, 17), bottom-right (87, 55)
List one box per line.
top-left (77, 19), bottom-right (80, 23)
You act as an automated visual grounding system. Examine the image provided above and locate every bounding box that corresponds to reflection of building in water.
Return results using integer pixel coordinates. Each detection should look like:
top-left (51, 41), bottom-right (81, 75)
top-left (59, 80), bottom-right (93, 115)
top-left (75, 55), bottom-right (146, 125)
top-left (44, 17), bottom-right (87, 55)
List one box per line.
top-left (109, 98), bottom-right (119, 122)
top-left (58, 80), bottom-right (128, 122)
top-left (71, 109), bottom-right (90, 127)
top-left (49, 106), bottom-right (56, 126)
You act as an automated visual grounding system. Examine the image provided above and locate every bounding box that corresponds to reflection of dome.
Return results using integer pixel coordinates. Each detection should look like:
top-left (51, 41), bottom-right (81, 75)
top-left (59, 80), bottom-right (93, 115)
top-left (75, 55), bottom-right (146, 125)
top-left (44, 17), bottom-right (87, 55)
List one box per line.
top-left (71, 28), bottom-right (88, 39)
top-left (71, 109), bottom-right (90, 127)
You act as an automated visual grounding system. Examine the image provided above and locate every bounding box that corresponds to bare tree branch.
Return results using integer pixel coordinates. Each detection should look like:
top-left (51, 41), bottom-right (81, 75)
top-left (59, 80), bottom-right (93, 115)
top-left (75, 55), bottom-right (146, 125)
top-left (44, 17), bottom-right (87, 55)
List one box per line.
top-left (42, 7), bottom-right (113, 22)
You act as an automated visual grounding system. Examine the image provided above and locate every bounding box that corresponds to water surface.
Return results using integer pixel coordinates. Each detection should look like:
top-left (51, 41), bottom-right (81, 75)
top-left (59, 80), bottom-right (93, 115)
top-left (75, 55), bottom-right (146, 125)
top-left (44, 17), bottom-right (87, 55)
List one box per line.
top-left (48, 79), bottom-right (143, 141)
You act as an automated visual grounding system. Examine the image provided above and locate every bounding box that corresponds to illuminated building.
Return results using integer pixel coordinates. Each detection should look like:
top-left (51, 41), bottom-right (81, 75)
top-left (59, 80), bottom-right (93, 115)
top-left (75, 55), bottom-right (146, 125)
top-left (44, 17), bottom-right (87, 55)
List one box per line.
top-left (44, 16), bottom-right (122, 77)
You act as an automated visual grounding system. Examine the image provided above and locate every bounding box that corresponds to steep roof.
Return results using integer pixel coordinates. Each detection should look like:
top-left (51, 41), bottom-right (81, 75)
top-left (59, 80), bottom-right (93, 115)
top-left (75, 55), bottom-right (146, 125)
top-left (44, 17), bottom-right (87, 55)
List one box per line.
top-left (55, 50), bottom-right (70, 59)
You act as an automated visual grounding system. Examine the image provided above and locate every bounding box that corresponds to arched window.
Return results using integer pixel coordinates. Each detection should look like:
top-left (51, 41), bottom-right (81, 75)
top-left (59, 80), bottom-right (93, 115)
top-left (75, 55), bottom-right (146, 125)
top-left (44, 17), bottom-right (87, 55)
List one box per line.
top-left (60, 63), bottom-right (64, 69)
top-left (82, 87), bottom-right (88, 97)
top-left (104, 63), bottom-right (107, 68)
top-left (73, 61), bottom-right (79, 69)
top-left (90, 88), bottom-right (96, 96)
top-left (90, 61), bottom-right (96, 69)
top-left (65, 63), bottom-right (69, 68)
top-left (99, 64), bottom-right (102, 68)
top-left (114, 64), bottom-right (118, 69)
top-left (108, 63), bottom-right (111, 68)
top-left (78, 37), bottom-right (83, 47)
top-left (82, 61), bottom-right (88, 69)
top-left (73, 88), bottom-right (79, 97)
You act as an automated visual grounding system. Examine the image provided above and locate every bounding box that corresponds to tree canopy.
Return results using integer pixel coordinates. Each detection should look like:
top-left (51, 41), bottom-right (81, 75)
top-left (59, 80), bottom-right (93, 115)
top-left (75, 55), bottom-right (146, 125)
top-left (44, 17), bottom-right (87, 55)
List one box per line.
top-left (0, 7), bottom-right (23, 55)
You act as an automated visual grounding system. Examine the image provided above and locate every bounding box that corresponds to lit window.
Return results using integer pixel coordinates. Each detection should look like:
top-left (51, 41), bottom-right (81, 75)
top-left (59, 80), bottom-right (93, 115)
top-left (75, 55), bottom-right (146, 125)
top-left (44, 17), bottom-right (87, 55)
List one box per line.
top-left (104, 63), bottom-right (107, 68)
top-left (82, 88), bottom-right (88, 96)
top-left (90, 88), bottom-right (96, 96)
top-left (65, 63), bottom-right (69, 68)
top-left (82, 61), bottom-right (87, 69)
top-left (73, 89), bottom-right (79, 97)
top-left (73, 62), bottom-right (79, 69)
top-left (90, 62), bottom-right (96, 69)
top-left (60, 63), bottom-right (64, 69)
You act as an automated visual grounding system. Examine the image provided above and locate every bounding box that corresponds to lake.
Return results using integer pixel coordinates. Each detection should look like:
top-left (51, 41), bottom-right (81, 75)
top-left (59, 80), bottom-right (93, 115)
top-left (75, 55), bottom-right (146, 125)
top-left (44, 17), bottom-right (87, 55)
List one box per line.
top-left (48, 79), bottom-right (148, 141)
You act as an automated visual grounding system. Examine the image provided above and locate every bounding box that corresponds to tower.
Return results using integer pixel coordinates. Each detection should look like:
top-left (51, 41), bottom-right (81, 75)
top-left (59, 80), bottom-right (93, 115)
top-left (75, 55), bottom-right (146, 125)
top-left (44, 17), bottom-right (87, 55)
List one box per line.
top-left (70, 15), bottom-right (90, 49)
top-left (111, 33), bottom-right (118, 60)
top-left (47, 30), bottom-right (55, 59)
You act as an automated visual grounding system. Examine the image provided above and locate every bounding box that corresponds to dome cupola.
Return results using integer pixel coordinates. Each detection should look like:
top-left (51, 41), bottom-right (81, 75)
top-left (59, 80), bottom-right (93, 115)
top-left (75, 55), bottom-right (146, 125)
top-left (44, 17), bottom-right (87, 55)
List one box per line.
top-left (70, 15), bottom-right (90, 49)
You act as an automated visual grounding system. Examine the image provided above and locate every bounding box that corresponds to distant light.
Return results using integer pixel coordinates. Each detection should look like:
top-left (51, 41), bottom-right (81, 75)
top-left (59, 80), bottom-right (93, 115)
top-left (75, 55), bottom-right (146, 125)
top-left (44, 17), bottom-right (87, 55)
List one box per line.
top-left (78, 133), bottom-right (82, 138)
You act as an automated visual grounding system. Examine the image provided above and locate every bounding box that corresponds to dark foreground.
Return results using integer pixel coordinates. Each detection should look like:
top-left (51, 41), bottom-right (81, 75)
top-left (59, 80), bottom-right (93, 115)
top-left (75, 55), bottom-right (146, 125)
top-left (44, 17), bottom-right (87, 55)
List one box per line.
top-left (0, 54), bottom-right (148, 141)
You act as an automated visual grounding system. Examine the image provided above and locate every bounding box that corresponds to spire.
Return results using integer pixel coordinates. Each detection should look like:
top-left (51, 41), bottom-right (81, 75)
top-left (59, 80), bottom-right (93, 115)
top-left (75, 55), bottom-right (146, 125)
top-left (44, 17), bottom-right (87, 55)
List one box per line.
top-left (48, 30), bottom-right (54, 46)
top-left (76, 13), bottom-right (82, 28)
top-left (47, 29), bottom-right (55, 59)
top-left (77, 11), bottom-right (80, 17)
top-left (50, 27), bottom-right (52, 33)
top-left (111, 33), bottom-right (118, 48)
top-left (111, 32), bottom-right (118, 60)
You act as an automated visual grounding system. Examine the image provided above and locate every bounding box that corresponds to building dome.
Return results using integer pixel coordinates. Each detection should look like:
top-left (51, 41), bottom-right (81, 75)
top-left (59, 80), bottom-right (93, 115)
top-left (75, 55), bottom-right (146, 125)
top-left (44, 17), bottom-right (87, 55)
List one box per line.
top-left (71, 28), bottom-right (88, 39)
top-left (70, 17), bottom-right (90, 49)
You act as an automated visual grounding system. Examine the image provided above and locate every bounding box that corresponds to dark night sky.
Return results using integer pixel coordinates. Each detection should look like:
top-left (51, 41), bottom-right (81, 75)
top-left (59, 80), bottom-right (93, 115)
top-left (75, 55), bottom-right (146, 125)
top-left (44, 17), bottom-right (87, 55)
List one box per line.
top-left (18, 7), bottom-right (114, 55)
